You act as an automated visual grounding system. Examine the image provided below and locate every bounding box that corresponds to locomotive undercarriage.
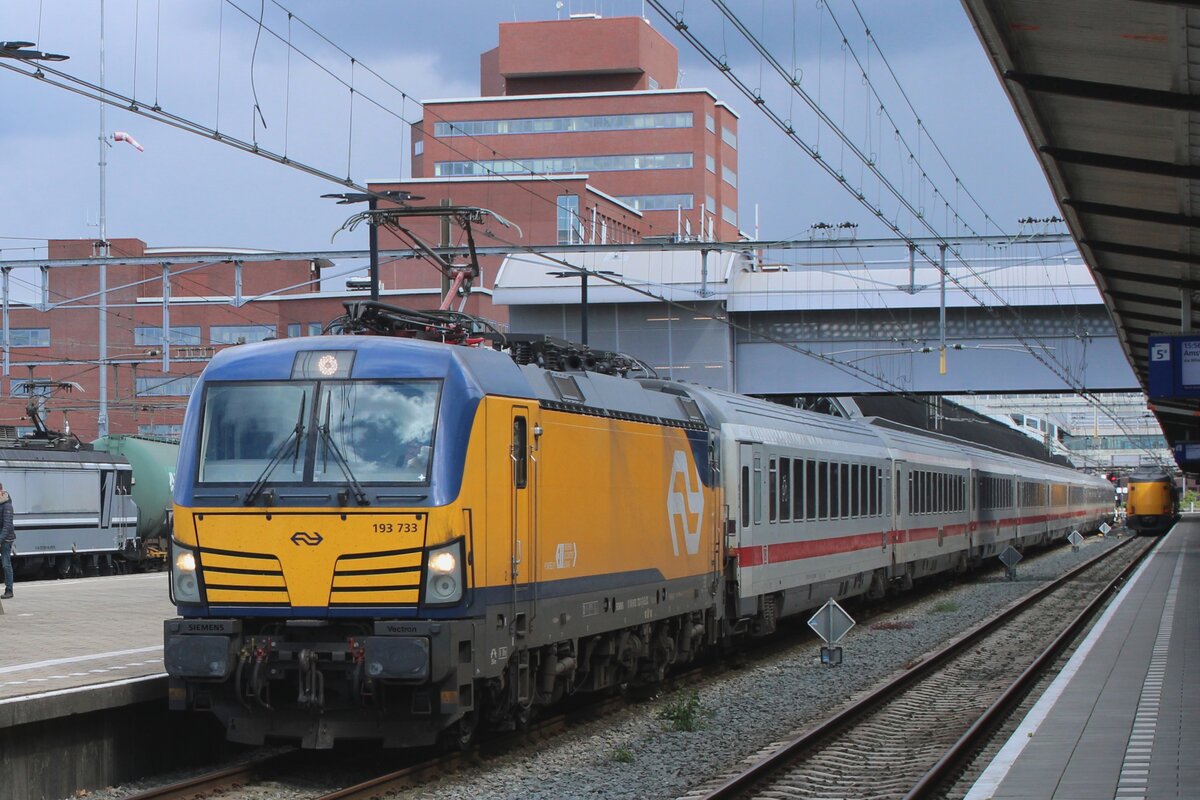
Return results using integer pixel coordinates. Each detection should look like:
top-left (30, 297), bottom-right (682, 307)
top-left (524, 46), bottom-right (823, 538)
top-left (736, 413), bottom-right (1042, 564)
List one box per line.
top-left (166, 599), bottom-right (716, 749)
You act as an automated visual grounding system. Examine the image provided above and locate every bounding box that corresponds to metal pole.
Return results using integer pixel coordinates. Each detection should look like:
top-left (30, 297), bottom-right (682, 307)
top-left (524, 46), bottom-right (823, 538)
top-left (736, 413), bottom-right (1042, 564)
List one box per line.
top-left (580, 272), bottom-right (589, 346)
top-left (368, 196), bottom-right (380, 302)
top-left (440, 197), bottom-right (452, 302)
top-left (161, 264), bottom-right (170, 373)
top-left (97, 0), bottom-right (109, 438)
top-left (939, 244), bottom-right (947, 375)
top-left (2, 267), bottom-right (9, 378)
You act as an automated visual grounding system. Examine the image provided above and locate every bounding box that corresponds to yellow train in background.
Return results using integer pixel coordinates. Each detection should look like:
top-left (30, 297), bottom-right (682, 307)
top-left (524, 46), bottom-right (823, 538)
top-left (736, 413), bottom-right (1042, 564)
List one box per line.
top-left (1125, 467), bottom-right (1179, 535)
top-left (164, 302), bottom-right (1112, 748)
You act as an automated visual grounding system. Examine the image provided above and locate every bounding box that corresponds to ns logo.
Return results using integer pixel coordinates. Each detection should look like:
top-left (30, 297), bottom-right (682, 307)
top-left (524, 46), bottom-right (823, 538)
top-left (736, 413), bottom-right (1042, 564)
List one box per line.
top-left (667, 450), bottom-right (704, 556)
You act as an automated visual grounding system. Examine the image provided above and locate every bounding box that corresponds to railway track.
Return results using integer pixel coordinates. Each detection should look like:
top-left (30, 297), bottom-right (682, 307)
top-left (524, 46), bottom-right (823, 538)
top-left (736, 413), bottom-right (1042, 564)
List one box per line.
top-left (685, 534), bottom-right (1152, 800)
top-left (121, 749), bottom-right (308, 800)
top-left (120, 686), bottom-right (639, 800)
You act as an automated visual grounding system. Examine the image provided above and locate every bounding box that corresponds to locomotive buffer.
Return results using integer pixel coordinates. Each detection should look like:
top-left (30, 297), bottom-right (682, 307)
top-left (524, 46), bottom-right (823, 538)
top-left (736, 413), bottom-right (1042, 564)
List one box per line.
top-left (808, 599), bottom-right (856, 666)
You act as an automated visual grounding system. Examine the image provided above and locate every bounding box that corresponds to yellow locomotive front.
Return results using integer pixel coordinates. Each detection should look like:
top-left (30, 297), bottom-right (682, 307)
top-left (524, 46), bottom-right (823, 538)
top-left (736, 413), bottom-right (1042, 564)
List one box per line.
top-left (165, 338), bottom-right (499, 748)
top-left (1125, 467), bottom-right (1179, 535)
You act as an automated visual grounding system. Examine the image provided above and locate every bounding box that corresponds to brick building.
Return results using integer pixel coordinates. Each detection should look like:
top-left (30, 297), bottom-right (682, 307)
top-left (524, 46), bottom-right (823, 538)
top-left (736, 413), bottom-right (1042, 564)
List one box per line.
top-left (9, 13), bottom-right (742, 441)
top-left (1, 238), bottom-right (340, 441)
top-left (369, 13), bottom-right (742, 320)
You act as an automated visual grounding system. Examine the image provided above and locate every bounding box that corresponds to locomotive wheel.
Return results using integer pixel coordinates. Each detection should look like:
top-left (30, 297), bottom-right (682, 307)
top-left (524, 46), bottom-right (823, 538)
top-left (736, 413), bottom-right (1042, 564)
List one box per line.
top-left (443, 712), bottom-right (477, 751)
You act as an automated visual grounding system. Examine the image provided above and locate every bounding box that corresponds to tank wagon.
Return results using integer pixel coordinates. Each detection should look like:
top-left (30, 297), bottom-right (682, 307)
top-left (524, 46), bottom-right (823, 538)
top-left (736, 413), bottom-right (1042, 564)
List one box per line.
top-left (92, 434), bottom-right (180, 565)
top-left (1124, 467), bottom-right (1179, 535)
top-left (164, 302), bottom-right (1113, 748)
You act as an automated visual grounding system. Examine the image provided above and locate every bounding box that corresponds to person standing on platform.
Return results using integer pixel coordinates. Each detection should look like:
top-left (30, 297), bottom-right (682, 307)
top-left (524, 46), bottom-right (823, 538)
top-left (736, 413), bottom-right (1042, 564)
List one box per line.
top-left (0, 482), bottom-right (13, 599)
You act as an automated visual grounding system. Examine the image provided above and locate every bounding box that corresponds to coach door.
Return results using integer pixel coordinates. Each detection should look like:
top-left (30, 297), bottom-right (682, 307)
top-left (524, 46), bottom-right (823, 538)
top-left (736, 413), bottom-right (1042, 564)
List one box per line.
top-left (510, 408), bottom-right (537, 637)
top-left (736, 442), bottom-right (764, 597)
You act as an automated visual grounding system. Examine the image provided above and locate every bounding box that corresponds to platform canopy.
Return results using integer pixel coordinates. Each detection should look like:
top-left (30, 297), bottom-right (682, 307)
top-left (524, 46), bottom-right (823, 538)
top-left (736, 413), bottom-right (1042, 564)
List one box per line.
top-left (963, 0), bottom-right (1200, 462)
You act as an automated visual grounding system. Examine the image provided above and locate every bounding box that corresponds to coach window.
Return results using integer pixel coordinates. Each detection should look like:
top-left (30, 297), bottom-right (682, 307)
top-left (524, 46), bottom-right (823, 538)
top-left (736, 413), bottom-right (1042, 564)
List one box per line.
top-left (792, 459), bottom-right (803, 521)
top-left (849, 464), bottom-right (859, 517)
top-left (831, 463), bottom-right (842, 518)
top-left (780, 458), bottom-right (792, 521)
top-left (819, 462), bottom-right (830, 519)
top-left (869, 466), bottom-right (878, 516)
top-left (512, 417), bottom-right (528, 489)
top-left (858, 464), bottom-right (867, 517)
top-left (769, 458), bottom-right (778, 523)
top-left (753, 454), bottom-right (763, 524)
top-left (849, 462), bottom-right (859, 520)
top-left (805, 459), bottom-right (817, 520)
top-left (741, 466), bottom-right (750, 528)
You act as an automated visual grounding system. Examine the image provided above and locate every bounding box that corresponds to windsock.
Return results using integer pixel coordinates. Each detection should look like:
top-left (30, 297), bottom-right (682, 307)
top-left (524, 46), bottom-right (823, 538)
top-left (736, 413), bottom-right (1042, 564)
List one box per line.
top-left (113, 131), bottom-right (144, 152)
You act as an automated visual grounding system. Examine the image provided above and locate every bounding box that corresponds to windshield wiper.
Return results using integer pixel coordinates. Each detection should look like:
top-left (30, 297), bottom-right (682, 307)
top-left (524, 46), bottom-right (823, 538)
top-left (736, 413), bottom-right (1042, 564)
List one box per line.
top-left (318, 398), bottom-right (370, 506)
top-left (243, 395), bottom-right (307, 506)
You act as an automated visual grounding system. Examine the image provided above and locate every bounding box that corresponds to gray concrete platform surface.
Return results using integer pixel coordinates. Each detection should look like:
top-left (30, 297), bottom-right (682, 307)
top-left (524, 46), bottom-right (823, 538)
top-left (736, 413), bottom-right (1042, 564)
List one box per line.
top-left (0, 572), bottom-right (170, 713)
top-left (966, 518), bottom-right (1199, 800)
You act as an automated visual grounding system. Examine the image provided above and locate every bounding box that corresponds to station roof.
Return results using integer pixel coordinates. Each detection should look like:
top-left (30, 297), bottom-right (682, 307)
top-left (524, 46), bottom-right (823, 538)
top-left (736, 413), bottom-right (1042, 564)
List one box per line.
top-left (963, 0), bottom-right (1200, 459)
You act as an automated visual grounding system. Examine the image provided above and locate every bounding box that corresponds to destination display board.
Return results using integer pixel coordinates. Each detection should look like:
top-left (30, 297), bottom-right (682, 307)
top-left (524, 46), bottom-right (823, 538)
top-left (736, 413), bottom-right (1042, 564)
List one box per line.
top-left (1147, 334), bottom-right (1200, 398)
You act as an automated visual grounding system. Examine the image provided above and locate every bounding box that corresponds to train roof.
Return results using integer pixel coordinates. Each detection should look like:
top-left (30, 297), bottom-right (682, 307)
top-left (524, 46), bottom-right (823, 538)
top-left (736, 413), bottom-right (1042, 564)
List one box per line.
top-left (1128, 466), bottom-right (1174, 482)
top-left (190, 336), bottom-right (1107, 488)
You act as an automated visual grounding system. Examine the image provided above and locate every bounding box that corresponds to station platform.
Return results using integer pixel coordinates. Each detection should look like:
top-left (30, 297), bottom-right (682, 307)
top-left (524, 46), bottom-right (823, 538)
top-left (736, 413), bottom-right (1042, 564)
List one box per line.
top-left (0, 572), bottom-right (170, 723)
top-left (966, 517), bottom-right (1199, 800)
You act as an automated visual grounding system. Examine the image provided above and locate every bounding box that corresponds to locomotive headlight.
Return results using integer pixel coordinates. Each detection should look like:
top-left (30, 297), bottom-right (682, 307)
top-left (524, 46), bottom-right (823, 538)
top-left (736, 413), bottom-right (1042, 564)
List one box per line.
top-left (171, 544), bottom-right (202, 604)
top-left (176, 551), bottom-right (197, 572)
top-left (428, 551), bottom-right (457, 574)
top-left (424, 540), bottom-right (464, 604)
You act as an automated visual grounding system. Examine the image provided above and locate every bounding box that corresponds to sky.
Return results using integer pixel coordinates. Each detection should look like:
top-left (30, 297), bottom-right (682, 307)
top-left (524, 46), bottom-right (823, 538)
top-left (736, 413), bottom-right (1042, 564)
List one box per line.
top-left (0, 0), bottom-right (1061, 269)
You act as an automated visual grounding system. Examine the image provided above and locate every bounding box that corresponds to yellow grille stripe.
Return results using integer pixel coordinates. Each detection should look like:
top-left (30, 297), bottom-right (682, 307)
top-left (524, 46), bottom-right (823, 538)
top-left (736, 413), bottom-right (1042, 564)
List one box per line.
top-left (330, 588), bottom-right (420, 604)
top-left (203, 570), bottom-right (286, 588)
top-left (331, 572), bottom-right (421, 589)
top-left (335, 553), bottom-right (423, 571)
top-left (201, 551), bottom-right (282, 572)
top-left (207, 587), bottom-right (290, 603)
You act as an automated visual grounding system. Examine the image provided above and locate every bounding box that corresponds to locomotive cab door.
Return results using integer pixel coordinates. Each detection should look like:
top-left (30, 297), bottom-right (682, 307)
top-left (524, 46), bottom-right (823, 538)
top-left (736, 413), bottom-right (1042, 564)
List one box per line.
top-left (100, 469), bottom-right (114, 530)
top-left (510, 408), bottom-right (537, 638)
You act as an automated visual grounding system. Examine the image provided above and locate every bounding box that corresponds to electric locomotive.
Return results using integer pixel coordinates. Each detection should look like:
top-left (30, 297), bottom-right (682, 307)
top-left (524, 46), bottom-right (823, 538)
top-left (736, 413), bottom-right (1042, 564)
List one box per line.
top-left (164, 301), bottom-right (1113, 748)
top-left (1125, 467), bottom-right (1179, 535)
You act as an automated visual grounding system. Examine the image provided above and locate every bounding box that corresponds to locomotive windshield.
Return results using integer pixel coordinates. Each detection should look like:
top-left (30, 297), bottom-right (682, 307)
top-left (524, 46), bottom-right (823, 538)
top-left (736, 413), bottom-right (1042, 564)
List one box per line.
top-left (197, 379), bottom-right (440, 485)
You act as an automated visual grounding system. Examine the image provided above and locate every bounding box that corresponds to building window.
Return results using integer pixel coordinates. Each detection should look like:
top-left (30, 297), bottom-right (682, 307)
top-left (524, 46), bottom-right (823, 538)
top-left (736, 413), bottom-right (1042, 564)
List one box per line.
top-left (7, 328), bottom-right (50, 347)
top-left (706, 195), bottom-right (716, 213)
top-left (210, 324), bottom-right (275, 345)
top-left (722, 165), bottom-right (737, 188)
top-left (138, 423), bottom-right (182, 440)
top-left (722, 126), bottom-right (737, 147)
top-left (136, 375), bottom-right (199, 397)
top-left (435, 152), bottom-right (693, 177)
top-left (705, 113), bottom-right (715, 132)
top-left (557, 194), bottom-right (582, 245)
top-left (706, 154), bottom-right (716, 173)
top-left (615, 194), bottom-right (694, 211)
top-left (308, 322), bottom-right (323, 336)
top-left (722, 204), bottom-right (738, 226)
top-left (134, 326), bottom-right (201, 346)
top-left (413, 139), bottom-right (424, 156)
top-left (287, 323), bottom-right (301, 338)
top-left (433, 112), bottom-right (693, 138)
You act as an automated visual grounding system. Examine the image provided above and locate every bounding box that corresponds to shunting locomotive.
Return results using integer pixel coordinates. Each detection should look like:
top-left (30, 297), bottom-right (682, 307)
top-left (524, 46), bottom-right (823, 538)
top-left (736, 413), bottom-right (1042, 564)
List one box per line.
top-left (164, 301), bottom-right (1113, 748)
top-left (1124, 466), bottom-right (1179, 535)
